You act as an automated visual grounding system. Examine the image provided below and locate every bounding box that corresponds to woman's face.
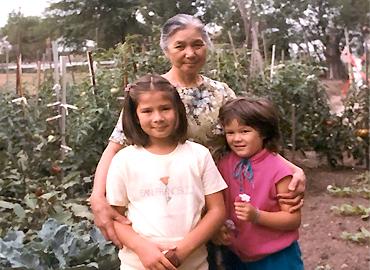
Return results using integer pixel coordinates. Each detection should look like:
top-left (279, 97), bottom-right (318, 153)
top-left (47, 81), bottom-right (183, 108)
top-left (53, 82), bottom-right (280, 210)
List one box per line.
top-left (165, 26), bottom-right (207, 76)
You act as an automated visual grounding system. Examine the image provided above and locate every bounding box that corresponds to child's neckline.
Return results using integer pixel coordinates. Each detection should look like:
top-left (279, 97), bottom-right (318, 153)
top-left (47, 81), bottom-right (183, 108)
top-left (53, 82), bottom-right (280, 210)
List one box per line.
top-left (232, 148), bottom-right (270, 163)
top-left (142, 143), bottom-right (181, 156)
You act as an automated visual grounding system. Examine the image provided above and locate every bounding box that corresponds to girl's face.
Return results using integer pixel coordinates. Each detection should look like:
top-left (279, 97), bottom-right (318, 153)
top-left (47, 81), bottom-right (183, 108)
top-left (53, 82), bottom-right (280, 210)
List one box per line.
top-left (165, 26), bottom-right (207, 76)
top-left (224, 119), bottom-right (264, 159)
top-left (136, 90), bottom-right (177, 145)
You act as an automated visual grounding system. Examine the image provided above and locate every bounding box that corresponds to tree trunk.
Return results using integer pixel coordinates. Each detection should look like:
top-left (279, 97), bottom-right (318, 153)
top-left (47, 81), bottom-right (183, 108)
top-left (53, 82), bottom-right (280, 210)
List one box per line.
top-left (324, 28), bottom-right (346, 79)
top-left (235, 0), bottom-right (250, 46)
top-left (249, 20), bottom-right (264, 78)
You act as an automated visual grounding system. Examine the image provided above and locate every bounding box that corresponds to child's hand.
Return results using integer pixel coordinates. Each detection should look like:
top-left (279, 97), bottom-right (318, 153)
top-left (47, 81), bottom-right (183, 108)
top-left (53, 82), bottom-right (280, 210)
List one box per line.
top-left (135, 239), bottom-right (177, 270)
top-left (234, 201), bottom-right (258, 223)
top-left (211, 224), bottom-right (232, 245)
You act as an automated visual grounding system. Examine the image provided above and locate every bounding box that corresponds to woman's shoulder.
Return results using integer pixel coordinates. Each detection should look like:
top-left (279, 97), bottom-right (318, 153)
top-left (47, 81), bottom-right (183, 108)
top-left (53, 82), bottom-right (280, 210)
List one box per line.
top-left (201, 76), bottom-right (236, 98)
top-left (202, 76), bottom-right (230, 90)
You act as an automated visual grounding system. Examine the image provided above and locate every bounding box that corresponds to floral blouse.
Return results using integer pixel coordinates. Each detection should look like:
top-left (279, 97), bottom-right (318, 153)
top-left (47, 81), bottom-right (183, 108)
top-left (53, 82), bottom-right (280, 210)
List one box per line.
top-left (109, 75), bottom-right (236, 147)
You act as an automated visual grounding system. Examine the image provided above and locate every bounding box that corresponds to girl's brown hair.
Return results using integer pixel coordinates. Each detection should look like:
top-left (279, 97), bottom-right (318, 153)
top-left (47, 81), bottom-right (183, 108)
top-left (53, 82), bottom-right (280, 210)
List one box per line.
top-left (122, 74), bottom-right (188, 147)
top-left (219, 97), bottom-right (281, 153)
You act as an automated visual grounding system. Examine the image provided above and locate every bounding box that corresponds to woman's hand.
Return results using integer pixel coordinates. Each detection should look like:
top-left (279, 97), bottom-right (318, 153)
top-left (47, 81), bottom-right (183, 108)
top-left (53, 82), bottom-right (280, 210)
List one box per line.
top-left (277, 167), bottom-right (305, 213)
top-left (211, 225), bottom-right (232, 246)
top-left (134, 240), bottom-right (177, 270)
top-left (90, 194), bottom-right (130, 248)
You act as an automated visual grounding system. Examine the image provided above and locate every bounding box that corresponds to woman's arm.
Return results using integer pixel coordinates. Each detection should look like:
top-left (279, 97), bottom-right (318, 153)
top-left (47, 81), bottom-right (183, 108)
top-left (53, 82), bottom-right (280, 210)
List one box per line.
top-left (234, 176), bottom-right (301, 231)
top-left (113, 207), bottom-right (177, 270)
top-left (175, 191), bottom-right (226, 262)
top-left (276, 155), bottom-right (305, 212)
top-left (90, 141), bottom-right (127, 248)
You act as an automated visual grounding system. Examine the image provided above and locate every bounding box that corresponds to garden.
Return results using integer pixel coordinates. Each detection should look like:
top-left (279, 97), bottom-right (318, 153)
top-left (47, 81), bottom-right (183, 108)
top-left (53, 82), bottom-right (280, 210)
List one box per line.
top-left (0, 0), bottom-right (369, 269)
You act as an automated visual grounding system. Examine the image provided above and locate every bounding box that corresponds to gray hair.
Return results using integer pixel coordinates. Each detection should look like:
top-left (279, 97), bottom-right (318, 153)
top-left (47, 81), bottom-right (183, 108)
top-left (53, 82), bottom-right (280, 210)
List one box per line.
top-left (160, 14), bottom-right (212, 51)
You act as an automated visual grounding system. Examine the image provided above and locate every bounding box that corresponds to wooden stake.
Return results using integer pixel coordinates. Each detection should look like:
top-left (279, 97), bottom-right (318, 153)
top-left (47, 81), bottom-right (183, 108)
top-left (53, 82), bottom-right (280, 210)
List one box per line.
top-left (37, 60), bottom-right (41, 91)
top-left (52, 41), bottom-right (60, 84)
top-left (87, 51), bottom-right (96, 93)
top-left (5, 50), bottom-right (9, 88)
top-left (51, 41), bottom-right (63, 156)
top-left (68, 54), bottom-right (76, 85)
top-left (42, 53), bottom-right (46, 84)
top-left (291, 103), bottom-right (296, 162)
top-left (16, 54), bottom-right (23, 96)
top-left (46, 38), bottom-right (52, 77)
top-left (270, 45), bottom-right (276, 82)
top-left (60, 56), bottom-right (67, 162)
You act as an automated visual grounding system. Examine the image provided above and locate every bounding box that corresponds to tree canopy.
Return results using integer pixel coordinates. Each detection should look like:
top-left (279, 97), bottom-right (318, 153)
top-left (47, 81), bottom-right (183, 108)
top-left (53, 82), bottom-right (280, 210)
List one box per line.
top-left (45, 0), bottom-right (145, 50)
top-left (0, 0), bottom-right (368, 68)
top-left (0, 11), bottom-right (51, 61)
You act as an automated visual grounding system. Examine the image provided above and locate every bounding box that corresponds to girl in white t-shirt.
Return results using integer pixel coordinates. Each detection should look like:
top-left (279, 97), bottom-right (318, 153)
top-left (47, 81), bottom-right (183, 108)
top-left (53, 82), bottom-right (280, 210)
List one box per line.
top-left (106, 74), bottom-right (227, 270)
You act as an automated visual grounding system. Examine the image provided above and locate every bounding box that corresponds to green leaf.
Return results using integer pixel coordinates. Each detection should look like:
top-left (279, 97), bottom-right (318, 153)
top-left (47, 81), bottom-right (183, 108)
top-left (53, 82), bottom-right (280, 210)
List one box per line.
top-left (50, 211), bottom-right (73, 224)
top-left (24, 194), bottom-right (38, 210)
top-left (66, 203), bottom-right (93, 220)
top-left (0, 200), bottom-right (15, 209)
top-left (40, 191), bottom-right (60, 201)
top-left (13, 204), bottom-right (25, 219)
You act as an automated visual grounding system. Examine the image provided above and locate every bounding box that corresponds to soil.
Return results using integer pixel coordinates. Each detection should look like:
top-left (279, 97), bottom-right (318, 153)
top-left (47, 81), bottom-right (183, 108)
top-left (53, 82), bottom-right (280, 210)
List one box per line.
top-left (300, 166), bottom-right (369, 270)
top-left (299, 79), bottom-right (369, 270)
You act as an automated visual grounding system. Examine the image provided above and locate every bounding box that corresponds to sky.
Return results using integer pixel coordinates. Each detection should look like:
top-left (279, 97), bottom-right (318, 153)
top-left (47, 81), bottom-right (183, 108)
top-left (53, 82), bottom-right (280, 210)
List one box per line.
top-left (0, 0), bottom-right (50, 27)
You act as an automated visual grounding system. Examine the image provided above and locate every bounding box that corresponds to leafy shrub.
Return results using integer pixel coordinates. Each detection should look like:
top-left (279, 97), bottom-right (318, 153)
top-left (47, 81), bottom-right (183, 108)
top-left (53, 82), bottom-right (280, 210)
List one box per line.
top-left (248, 62), bottom-right (367, 165)
top-left (0, 219), bottom-right (119, 269)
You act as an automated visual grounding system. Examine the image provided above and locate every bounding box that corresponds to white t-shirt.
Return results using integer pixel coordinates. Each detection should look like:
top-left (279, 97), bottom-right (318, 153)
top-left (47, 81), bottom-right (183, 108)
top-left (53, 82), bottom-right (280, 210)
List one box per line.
top-left (106, 140), bottom-right (227, 270)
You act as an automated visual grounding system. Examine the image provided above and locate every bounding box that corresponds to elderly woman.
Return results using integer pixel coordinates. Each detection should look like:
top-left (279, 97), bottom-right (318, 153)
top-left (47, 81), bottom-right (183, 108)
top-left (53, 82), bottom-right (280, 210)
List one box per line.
top-left (90, 13), bottom-right (305, 266)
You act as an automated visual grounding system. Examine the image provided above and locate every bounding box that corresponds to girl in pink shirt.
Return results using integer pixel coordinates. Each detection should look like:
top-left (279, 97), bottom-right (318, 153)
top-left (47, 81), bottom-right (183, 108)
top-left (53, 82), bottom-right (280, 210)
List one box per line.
top-left (214, 97), bottom-right (304, 270)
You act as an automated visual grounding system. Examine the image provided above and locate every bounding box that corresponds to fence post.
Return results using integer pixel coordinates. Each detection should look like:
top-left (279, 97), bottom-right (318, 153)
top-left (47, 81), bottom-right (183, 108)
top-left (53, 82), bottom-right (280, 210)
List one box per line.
top-left (270, 45), bottom-right (276, 82)
top-left (51, 41), bottom-right (64, 168)
top-left (87, 51), bottom-right (96, 94)
top-left (60, 56), bottom-right (68, 162)
top-left (5, 50), bottom-right (9, 88)
top-left (68, 54), bottom-right (76, 85)
top-left (37, 60), bottom-right (41, 93)
top-left (16, 54), bottom-right (23, 96)
top-left (52, 41), bottom-right (60, 84)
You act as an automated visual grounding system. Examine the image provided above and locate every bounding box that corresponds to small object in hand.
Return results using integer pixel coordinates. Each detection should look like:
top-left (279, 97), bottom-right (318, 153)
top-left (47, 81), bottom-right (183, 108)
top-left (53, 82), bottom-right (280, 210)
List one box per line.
top-left (225, 219), bottom-right (236, 231)
top-left (163, 249), bottom-right (181, 267)
top-left (235, 193), bottom-right (250, 202)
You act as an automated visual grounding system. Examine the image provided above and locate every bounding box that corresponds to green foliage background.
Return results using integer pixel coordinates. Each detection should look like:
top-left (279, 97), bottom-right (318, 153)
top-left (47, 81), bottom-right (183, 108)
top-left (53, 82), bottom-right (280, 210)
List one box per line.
top-left (0, 32), bottom-right (368, 270)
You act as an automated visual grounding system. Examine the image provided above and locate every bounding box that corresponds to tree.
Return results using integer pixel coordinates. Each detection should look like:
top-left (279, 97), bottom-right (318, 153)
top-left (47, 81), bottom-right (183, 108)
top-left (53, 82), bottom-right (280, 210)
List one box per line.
top-left (248, 0), bottom-right (369, 79)
top-left (46, 0), bottom-right (146, 50)
top-left (138, 0), bottom-right (198, 29)
top-left (200, 0), bottom-right (245, 44)
top-left (0, 11), bottom-right (52, 62)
